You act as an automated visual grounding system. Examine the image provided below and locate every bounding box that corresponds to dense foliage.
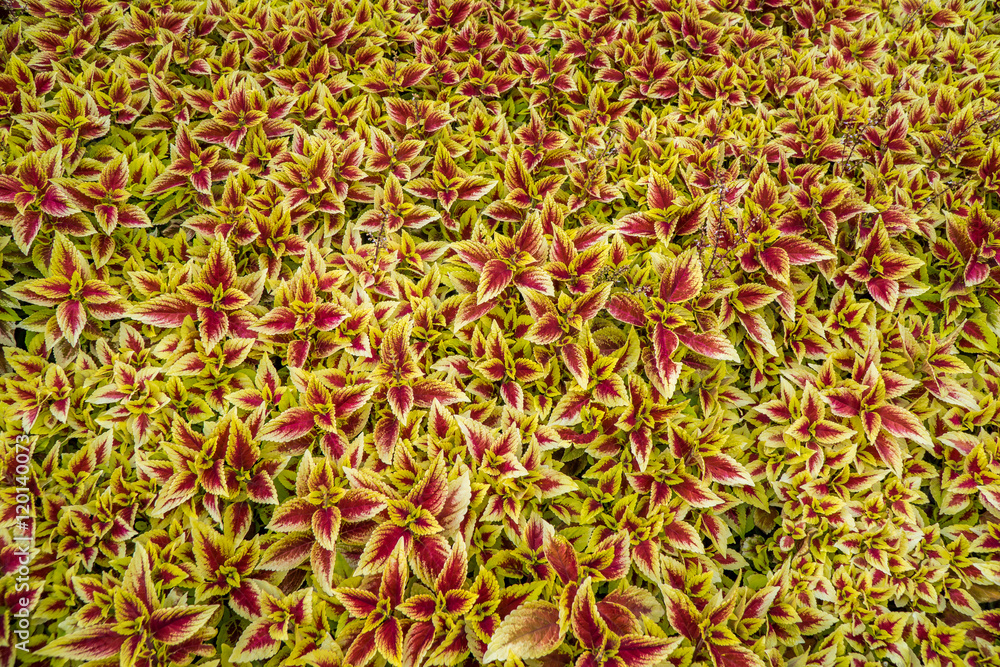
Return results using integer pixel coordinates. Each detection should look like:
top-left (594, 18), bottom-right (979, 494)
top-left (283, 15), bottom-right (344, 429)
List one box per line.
top-left (3, 0), bottom-right (1000, 665)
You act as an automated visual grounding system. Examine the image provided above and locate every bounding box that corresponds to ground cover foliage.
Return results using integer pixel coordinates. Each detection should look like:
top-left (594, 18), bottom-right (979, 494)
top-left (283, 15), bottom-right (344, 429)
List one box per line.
top-left (2, 0), bottom-right (1000, 665)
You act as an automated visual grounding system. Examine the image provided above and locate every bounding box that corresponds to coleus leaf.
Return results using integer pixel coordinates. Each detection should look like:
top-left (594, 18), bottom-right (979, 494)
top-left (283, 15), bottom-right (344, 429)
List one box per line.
top-left (35, 625), bottom-right (125, 660)
top-left (482, 601), bottom-right (565, 663)
top-left (659, 248), bottom-right (703, 303)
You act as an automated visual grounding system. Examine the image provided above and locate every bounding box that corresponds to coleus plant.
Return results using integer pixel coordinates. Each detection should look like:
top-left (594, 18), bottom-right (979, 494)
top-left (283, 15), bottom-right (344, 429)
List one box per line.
top-left (0, 145), bottom-right (91, 254)
top-left (4, 232), bottom-right (126, 347)
top-left (4, 1), bottom-right (1000, 667)
top-left (36, 544), bottom-right (218, 667)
